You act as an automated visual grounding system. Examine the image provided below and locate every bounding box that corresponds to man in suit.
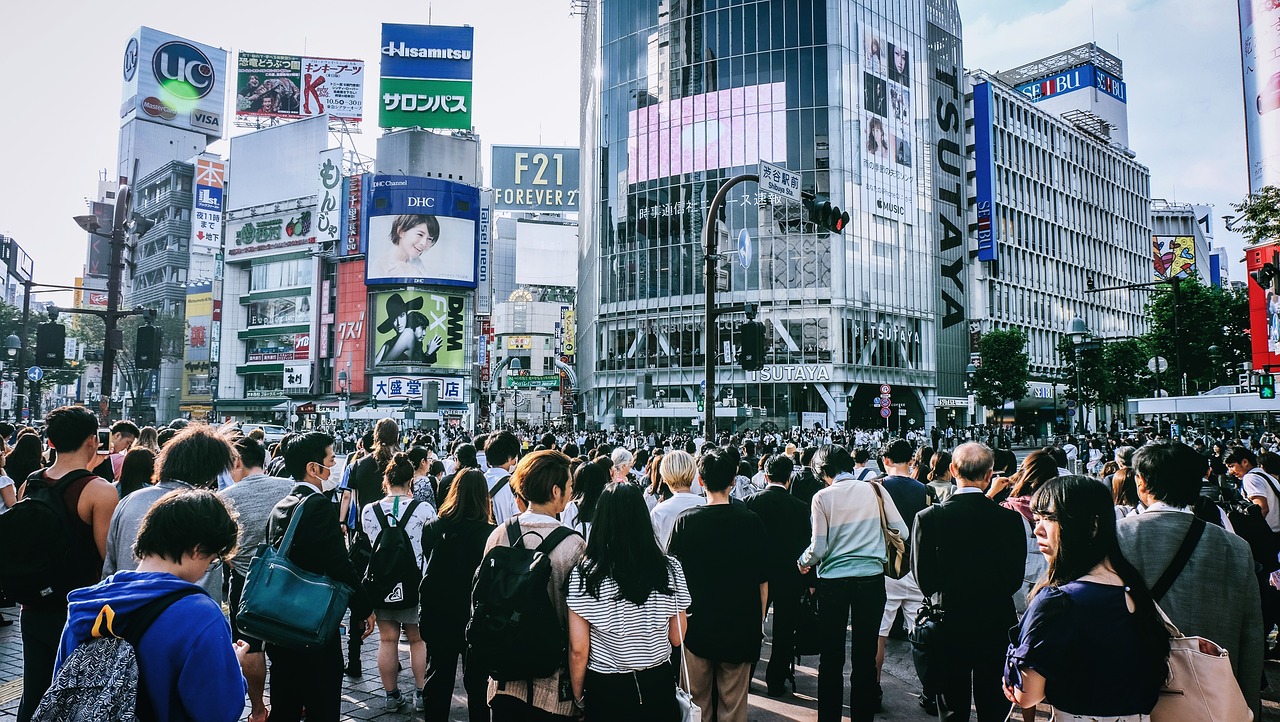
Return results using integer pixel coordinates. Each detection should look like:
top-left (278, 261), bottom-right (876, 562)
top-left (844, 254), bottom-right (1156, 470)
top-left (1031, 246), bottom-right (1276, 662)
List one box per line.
top-left (1117, 442), bottom-right (1263, 719)
top-left (265, 431), bottom-right (375, 722)
top-left (913, 442), bottom-right (1024, 722)
top-left (745, 454), bottom-right (812, 697)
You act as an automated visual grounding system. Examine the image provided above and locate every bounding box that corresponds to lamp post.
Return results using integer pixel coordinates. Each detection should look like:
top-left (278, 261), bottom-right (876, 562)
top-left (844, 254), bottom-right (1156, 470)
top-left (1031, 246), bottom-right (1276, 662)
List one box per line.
top-left (1068, 316), bottom-right (1091, 434)
top-left (1, 334), bottom-right (17, 422)
top-left (965, 362), bottom-right (978, 425)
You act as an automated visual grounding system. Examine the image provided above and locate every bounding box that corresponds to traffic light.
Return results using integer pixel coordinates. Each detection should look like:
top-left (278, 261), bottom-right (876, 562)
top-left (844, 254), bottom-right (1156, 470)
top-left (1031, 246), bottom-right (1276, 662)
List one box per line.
top-left (739, 320), bottom-right (766, 371)
top-left (803, 197), bottom-right (851, 236)
top-left (35, 322), bottom-right (66, 367)
top-left (697, 394), bottom-right (704, 413)
top-left (136, 325), bottom-right (162, 369)
top-left (1261, 373), bottom-right (1276, 400)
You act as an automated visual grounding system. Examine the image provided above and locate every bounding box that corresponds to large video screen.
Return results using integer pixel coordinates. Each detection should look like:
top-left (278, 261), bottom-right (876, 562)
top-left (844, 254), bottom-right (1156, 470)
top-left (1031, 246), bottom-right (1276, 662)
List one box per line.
top-left (364, 176), bottom-right (479, 287)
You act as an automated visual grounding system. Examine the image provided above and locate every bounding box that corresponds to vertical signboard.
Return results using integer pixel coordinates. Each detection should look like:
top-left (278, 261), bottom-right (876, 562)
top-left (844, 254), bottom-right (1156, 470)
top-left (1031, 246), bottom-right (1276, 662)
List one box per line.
top-left (477, 201), bottom-right (491, 314)
top-left (192, 157), bottom-right (225, 254)
top-left (342, 172), bottom-right (368, 256)
top-left (379, 24), bottom-right (474, 130)
top-left (317, 148), bottom-right (343, 247)
top-left (121, 27), bottom-right (229, 138)
top-left (973, 82), bottom-right (998, 262)
top-left (1242, 0), bottom-right (1280, 191)
top-left (929, 0), bottom-right (968, 399)
top-left (182, 283), bottom-right (213, 405)
top-left (860, 28), bottom-right (916, 220)
top-left (334, 261), bottom-right (368, 394)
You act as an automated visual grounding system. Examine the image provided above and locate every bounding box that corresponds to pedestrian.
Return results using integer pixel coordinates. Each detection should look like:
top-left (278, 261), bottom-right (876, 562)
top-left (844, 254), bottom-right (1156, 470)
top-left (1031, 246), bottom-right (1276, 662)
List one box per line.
top-left (561, 461), bottom-right (608, 538)
top-left (1225, 445), bottom-right (1280, 659)
top-left (483, 430), bottom-right (522, 524)
top-left (115, 447), bottom-right (155, 499)
top-left (407, 445), bottom-right (439, 511)
top-left (419, 469), bottom-right (495, 722)
top-left (47, 489), bottom-right (247, 722)
top-left (925, 450), bottom-right (956, 503)
top-left (648, 451), bottom-right (704, 551)
top-left (362, 452), bottom-right (437, 711)
top-left (219, 436), bottom-right (295, 722)
top-left (668, 448), bottom-right (768, 722)
top-left (567, 483), bottom-right (690, 721)
top-left (264, 432), bottom-right (375, 722)
top-left (913, 442), bottom-right (1024, 722)
top-left (1004, 476), bottom-right (1170, 720)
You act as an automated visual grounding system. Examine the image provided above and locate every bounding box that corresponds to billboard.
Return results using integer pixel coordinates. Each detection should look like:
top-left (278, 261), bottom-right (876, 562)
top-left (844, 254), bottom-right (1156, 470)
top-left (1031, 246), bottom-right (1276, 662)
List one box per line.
top-left (182, 283), bottom-right (213, 404)
top-left (477, 202), bottom-right (491, 314)
top-left (333, 262), bottom-right (368, 394)
top-left (370, 289), bottom-right (469, 372)
top-left (317, 149), bottom-right (343, 247)
top-left (192, 157), bottom-right (225, 253)
top-left (236, 52), bottom-right (365, 122)
top-left (1153, 236), bottom-right (1197, 280)
top-left (364, 176), bottom-right (479, 287)
top-left (1014, 64), bottom-right (1127, 104)
top-left (379, 24), bottom-right (474, 130)
top-left (515, 220), bottom-right (578, 287)
top-left (1242, 0), bottom-right (1280, 191)
top-left (491, 146), bottom-right (580, 212)
top-left (1248, 244), bottom-right (1280, 370)
top-left (372, 375), bottom-right (466, 403)
top-left (860, 28), bottom-right (916, 219)
top-left (121, 27), bottom-right (228, 138)
top-left (627, 83), bottom-right (786, 185)
top-left (226, 208), bottom-right (314, 260)
top-left (973, 82), bottom-right (998, 262)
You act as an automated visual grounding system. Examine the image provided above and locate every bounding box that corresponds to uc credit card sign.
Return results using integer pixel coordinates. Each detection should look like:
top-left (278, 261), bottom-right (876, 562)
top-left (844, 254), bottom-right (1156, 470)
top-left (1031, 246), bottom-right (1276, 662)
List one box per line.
top-left (121, 27), bottom-right (228, 138)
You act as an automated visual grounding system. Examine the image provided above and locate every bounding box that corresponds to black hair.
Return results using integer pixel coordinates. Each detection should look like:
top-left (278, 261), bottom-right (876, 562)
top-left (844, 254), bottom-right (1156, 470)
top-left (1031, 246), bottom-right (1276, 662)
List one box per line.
top-left (156, 426), bottom-right (235, 490)
top-left (765, 454), bottom-right (794, 484)
top-left (284, 431), bottom-right (335, 482)
top-left (485, 430), bottom-right (521, 467)
top-left (384, 451), bottom-right (415, 491)
top-left (812, 444), bottom-right (855, 479)
top-left (407, 446), bottom-right (433, 471)
top-left (698, 448), bottom-right (736, 493)
top-left (853, 447), bottom-right (871, 464)
top-left (1225, 446), bottom-right (1258, 466)
top-left (111, 420), bottom-right (141, 438)
top-left (133, 489), bottom-right (239, 565)
top-left (571, 462), bottom-right (611, 525)
top-left (45, 405), bottom-right (98, 453)
top-left (576, 483), bottom-right (675, 605)
top-left (882, 438), bottom-right (913, 465)
top-left (1131, 442), bottom-right (1206, 508)
top-left (233, 436), bottom-right (267, 470)
top-left (454, 442), bottom-right (478, 468)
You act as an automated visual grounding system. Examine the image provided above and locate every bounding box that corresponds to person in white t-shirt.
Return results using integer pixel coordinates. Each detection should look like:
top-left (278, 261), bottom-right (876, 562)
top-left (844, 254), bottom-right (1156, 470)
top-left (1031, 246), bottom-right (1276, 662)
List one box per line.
top-left (1227, 446), bottom-right (1280, 533)
top-left (650, 451), bottom-right (706, 551)
top-left (483, 431), bottom-right (522, 524)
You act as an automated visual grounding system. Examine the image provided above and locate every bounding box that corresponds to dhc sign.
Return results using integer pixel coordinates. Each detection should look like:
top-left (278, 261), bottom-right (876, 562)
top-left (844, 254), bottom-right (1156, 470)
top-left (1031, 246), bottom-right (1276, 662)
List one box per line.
top-left (1016, 64), bottom-right (1126, 104)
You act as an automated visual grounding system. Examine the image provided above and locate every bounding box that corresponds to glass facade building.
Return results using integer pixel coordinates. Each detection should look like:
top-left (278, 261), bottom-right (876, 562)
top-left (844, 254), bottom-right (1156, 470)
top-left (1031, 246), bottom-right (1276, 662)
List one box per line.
top-left (578, 0), bottom-right (967, 431)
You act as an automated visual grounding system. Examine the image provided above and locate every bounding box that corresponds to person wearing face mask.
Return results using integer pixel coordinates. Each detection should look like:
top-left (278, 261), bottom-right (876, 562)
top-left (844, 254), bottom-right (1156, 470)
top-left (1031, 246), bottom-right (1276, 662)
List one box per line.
top-left (101, 425), bottom-right (234, 603)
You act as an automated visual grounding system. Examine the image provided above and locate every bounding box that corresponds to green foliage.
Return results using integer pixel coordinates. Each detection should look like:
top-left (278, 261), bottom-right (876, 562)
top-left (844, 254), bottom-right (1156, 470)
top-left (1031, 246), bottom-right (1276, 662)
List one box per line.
top-left (1142, 276), bottom-right (1249, 393)
top-left (971, 328), bottom-right (1030, 410)
top-left (1231, 186), bottom-right (1280, 246)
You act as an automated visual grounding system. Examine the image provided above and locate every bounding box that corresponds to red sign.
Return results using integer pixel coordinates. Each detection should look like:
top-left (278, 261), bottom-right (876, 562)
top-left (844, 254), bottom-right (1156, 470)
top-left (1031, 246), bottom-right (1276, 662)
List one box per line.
top-left (333, 261), bottom-right (368, 394)
top-left (1248, 243), bottom-right (1280, 372)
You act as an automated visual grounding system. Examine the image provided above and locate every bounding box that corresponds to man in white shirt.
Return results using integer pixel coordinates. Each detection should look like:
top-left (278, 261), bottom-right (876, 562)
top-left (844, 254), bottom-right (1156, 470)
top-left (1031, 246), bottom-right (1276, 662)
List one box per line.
top-left (1227, 446), bottom-right (1280, 533)
top-left (483, 431), bottom-right (522, 524)
top-left (650, 451), bottom-right (705, 551)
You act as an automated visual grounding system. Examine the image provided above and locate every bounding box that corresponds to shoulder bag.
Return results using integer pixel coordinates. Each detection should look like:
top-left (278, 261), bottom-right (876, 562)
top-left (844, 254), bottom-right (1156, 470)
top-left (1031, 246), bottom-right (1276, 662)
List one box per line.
top-left (237, 499), bottom-right (352, 650)
top-left (1151, 602), bottom-right (1253, 722)
top-left (675, 613), bottom-right (703, 722)
top-left (870, 482), bottom-right (909, 579)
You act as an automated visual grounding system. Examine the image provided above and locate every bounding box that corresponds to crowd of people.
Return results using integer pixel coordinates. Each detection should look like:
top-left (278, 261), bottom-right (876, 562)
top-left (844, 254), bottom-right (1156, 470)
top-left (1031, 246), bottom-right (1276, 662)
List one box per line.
top-left (0, 409), bottom-right (1275, 721)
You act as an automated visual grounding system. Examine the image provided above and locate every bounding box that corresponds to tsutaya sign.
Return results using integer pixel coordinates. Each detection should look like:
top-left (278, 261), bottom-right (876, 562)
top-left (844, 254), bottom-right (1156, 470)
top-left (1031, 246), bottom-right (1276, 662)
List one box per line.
top-left (853, 320), bottom-right (922, 347)
top-left (747, 365), bottom-right (833, 383)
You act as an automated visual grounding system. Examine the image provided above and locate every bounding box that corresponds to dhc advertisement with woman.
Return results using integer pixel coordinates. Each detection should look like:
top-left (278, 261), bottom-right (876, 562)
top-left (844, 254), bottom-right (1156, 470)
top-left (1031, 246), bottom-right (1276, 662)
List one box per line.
top-left (364, 175), bottom-right (479, 287)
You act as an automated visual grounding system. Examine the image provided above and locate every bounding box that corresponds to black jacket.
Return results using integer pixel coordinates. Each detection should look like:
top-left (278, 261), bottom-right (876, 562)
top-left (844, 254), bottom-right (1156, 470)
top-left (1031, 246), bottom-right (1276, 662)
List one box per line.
top-left (267, 483), bottom-right (372, 620)
top-left (419, 514), bottom-right (495, 643)
top-left (744, 485), bottom-right (812, 591)
top-left (912, 491), bottom-right (1025, 635)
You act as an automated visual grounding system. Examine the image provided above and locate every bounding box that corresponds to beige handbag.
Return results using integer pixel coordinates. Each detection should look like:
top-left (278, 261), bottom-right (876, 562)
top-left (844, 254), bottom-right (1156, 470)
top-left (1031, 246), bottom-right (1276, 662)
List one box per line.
top-left (1150, 603), bottom-right (1252, 722)
top-left (870, 482), bottom-right (908, 579)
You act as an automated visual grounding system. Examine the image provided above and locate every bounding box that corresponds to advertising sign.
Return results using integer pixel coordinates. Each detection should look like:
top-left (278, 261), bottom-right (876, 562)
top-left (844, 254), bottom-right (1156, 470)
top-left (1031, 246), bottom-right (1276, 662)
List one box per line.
top-left (236, 52), bottom-right (365, 121)
top-left (860, 28), bottom-right (916, 219)
top-left (364, 176), bottom-right (479, 287)
top-left (372, 375), bottom-right (466, 403)
top-left (1153, 236), bottom-right (1196, 280)
top-left (226, 208), bottom-right (314, 260)
top-left (192, 157), bottom-right (225, 253)
top-left (562, 309), bottom-right (576, 356)
top-left (182, 284), bottom-right (213, 404)
top-left (379, 24), bottom-right (474, 129)
top-left (283, 362), bottom-right (312, 391)
top-left (371, 289), bottom-right (470, 372)
top-left (477, 202), bottom-right (491, 314)
top-left (507, 375), bottom-right (560, 390)
top-left (506, 336), bottom-right (532, 350)
top-left (1248, 243), bottom-right (1280, 370)
top-left (342, 173), bottom-right (369, 256)
top-left (491, 146), bottom-right (580, 212)
top-left (1014, 64), bottom-right (1126, 104)
top-left (973, 82), bottom-right (998, 262)
top-left (1241, 0), bottom-right (1280, 191)
top-left (121, 27), bottom-right (228, 138)
top-left (317, 149), bottom-right (343, 247)
top-left (333, 262), bottom-right (368, 394)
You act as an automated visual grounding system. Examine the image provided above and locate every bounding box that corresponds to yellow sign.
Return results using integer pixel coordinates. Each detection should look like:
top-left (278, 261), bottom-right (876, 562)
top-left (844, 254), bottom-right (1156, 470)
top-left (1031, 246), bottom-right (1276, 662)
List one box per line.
top-left (507, 336), bottom-right (532, 350)
top-left (562, 309), bottom-right (576, 356)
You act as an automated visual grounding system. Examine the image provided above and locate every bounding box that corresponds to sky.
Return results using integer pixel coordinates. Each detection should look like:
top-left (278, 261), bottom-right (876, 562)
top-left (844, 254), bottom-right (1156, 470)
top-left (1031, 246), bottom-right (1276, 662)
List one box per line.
top-left (0, 0), bottom-right (1252, 305)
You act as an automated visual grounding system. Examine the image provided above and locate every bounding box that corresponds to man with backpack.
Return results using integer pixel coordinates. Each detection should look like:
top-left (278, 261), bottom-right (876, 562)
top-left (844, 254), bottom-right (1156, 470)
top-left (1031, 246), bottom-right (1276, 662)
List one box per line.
top-left (6, 406), bottom-right (118, 722)
top-left (484, 430), bottom-right (522, 524)
top-left (471, 449), bottom-right (586, 721)
top-left (36, 489), bottom-right (247, 722)
top-left (1225, 445), bottom-right (1280, 660)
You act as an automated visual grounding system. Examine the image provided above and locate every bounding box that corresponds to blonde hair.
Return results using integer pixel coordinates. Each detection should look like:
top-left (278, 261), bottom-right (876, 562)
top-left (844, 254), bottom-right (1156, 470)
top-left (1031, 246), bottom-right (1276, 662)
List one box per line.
top-left (659, 450), bottom-right (696, 490)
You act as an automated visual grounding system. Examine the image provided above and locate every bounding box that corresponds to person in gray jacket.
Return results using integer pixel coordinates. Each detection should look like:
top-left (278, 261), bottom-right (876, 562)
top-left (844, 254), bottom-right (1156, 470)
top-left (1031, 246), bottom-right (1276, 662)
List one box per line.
top-left (1116, 441), bottom-right (1262, 719)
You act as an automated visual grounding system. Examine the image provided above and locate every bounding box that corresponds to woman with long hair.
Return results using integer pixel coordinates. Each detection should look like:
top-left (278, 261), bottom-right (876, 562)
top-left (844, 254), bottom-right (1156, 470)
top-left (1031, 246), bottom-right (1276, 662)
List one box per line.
top-left (116, 447), bottom-right (156, 499)
top-left (990, 449), bottom-right (1058, 512)
top-left (6, 433), bottom-right (44, 489)
top-left (361, 451), bottom-right (437, 712)
top-left (643, 452), bottom-right (671, 510)
top-left (909, 446), bottom-right (935, 484)
top-left (419, 469), bottom-right (495, 722)
top-left (562, 462), bottom-right (611, 538)
top-left (568, 483), bottom-right (690, 721)
top-left (1004, 476), bottom-right (1170, 719)
top-left (925, 450), bottom-right (955, 503)
top-left (1112, 467), bottom-right (1140, 519)
top-left (134, 426), bottom-right (161, 453)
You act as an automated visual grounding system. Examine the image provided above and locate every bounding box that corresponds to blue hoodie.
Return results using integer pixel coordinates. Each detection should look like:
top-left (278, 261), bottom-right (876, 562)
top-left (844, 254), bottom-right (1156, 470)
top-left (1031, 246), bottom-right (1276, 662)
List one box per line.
top-left (56, 571), bottom-right (247, 722)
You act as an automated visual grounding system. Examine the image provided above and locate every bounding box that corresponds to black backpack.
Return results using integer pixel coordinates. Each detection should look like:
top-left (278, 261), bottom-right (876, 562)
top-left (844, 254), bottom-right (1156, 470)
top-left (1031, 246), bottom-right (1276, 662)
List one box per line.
top-left (32, 588), bottom-right (202, 722)
top-left (363, 500), bottom-right (423, 609)
top-left (0, 469), bottom-right (97, 604)
top-left (467, 519), bottom-right (579, 682)
top-left (1222, 469), bottom-right (1280, 572)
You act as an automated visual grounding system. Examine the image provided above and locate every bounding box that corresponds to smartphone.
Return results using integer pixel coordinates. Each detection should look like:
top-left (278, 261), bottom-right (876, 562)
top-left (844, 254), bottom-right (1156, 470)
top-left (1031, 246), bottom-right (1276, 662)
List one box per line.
top-left (98, 430), bottom-right (110, 454)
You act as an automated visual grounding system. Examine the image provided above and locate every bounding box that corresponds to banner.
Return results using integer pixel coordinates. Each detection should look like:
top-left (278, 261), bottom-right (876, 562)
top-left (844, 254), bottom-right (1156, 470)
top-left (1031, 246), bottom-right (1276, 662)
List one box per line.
top-left (371, 289), bottom-right (470, 372)
top-left (973, 82), bottom-right (997, 262)
top-left (182, 284), bottom-right (213, 404)
top-left (364, 176), bottom-right (479, 287)
top-left (226, 208), bottom-right (314, 260)
top-left (192, 157), bottom-right (225, 254)
top-left (317, 149), bottom-right (343, 247)
top-left (860, 28), bottom-right (916, 220)
top-left (121, 27), bottom-right (228, 138)
top-left (333, 262), bottom-right (368, 394)
top-left (379, 24), bottom-right (474, 130)
top-left (372, 375), bottom-right (465, 403)
top-left (1153, 236), bottom-right (1196, 280)
top-left (507, 374), bottom-right (560, 390)
top-left (236, 52), bottom-right (365, 121)
top-left (491, 146), bottom-right (580, 212)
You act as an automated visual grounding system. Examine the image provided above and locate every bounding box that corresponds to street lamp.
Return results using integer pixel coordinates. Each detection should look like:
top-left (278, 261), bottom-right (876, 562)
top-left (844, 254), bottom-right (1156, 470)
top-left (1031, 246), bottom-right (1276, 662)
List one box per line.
top-left (337, 369), bottom-right (351, 431)
top-left (965, 362), bottom-right (978, 426)
top-left (1207, 345), bottom-right (1222, 389)
top-left (1067, 316), bottom-right (1090, 434)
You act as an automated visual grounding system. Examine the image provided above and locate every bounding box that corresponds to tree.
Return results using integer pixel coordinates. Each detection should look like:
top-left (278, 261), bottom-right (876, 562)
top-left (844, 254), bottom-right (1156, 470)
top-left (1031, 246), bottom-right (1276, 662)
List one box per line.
top-left (1101, 339), bottom-right (1152, 405)
top-left (971, 328), bottom-right (1030, 414)
top-left (67, 309), bottom-right (186, 422)
top-left (1232, 185), bottom-right (1280, 246)
top-left (1143, 275), bottom-right (1249, 394)
top-left (0, 301), bottom-right (88, 418)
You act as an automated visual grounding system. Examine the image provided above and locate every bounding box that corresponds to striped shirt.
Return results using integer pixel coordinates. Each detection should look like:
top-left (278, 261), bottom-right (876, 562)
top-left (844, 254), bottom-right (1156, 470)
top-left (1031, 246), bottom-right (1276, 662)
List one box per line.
top-left (799, 474), bottom-right (909, 579)
top-left (566, 558), bottom-right (690, 674)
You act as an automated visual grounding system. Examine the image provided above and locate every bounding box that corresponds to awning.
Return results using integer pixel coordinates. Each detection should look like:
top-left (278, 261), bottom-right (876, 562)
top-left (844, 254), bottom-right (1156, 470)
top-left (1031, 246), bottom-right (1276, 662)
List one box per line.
top-left (316, 399), bottom-right (368, 409)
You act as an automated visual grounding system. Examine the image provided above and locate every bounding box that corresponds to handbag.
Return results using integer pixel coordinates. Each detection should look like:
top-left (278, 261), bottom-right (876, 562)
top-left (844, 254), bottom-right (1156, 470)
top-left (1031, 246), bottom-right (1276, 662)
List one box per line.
top-left (871, 482), bottom-right (909, 579)
top-left (1150, 603), bottom-right (1253, 722)
top-left (236, 498), bottom-right (353, 650)
top-left (792, 588), bottom-right (822, 657)
top-left (675, 614), bottom-right (703, 722)
top-left (908, 595), bottom-right (946, 693)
